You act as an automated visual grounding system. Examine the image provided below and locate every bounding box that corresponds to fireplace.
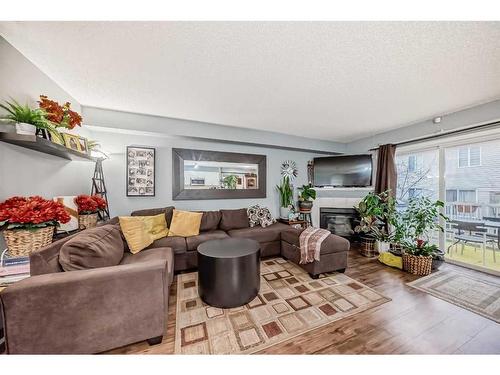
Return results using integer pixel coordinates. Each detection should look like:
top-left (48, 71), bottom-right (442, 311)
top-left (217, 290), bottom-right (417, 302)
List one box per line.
top-left (320, 207), bottom-right (360, 240)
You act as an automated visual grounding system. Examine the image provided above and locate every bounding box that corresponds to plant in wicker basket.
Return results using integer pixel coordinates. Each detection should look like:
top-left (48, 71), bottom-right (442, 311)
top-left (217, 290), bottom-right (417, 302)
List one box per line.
top-left (354, 190), bottom-right (396, 256)
top-left (74, 195), bottom-right (107, 230)
top-left (396, 197), bottom-right (449, 276)
top-left (0, 196), bottom-right (70, 256)
top-left (401, 239), bottom-right (438, 276)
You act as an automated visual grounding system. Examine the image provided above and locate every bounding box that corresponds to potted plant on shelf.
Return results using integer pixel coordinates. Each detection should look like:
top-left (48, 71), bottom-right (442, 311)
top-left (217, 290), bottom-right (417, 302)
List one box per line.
top-left (0, 196), bottom-right (70, 256)
top-left (297, 184), bottom-right (316, 212)
top-left (276, 176), bottom-right (294, 219)
top-left (354, 191), bottom-right (396, 256)
top-left (397, 197), bottom-right (448, 275)
top-left (74, 195), bottom-right (107, 230)
top-left (0, 98), bottom-right (63, 142)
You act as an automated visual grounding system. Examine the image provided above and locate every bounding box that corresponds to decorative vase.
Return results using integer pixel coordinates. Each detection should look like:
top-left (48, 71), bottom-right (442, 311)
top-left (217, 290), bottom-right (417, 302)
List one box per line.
top-left (15, 122), bottom-right (36, 135)
top-left (280, 206), bottom-right (290, 220)
top-left (375, 240), bottom-right (390, 253)
top-left (3, 226), bottom-right (54, 257)
top-left (402, 253), bottom-right (433, 276)
top-left (78, 213), bottom-right (98, 230)
top-left (298, 200), bottom-right (313, 212)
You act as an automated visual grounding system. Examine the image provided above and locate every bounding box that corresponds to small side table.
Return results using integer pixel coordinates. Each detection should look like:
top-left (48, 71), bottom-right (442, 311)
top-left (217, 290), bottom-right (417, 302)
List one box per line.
top-left (278, 218), bottom-right (308, 229)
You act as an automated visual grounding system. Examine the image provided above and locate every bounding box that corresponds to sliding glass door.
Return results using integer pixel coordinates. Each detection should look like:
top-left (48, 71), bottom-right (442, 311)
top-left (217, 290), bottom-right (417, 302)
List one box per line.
top-left (444, 139), bottom-right (500, 273)
top-left (396, 136), bottom-right (500, 275)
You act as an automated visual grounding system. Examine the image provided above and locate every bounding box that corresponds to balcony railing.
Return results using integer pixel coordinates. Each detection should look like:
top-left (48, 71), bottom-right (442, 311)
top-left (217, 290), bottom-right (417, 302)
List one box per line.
top-left (445, 202), bottom-right (500, 221)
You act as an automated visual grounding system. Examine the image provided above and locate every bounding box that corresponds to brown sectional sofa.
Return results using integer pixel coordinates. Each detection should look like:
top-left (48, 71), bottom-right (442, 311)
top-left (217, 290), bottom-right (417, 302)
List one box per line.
top-left (0, 206), bottom-right (349, 354)
top-left (129, 206), bottom-right (350, 275)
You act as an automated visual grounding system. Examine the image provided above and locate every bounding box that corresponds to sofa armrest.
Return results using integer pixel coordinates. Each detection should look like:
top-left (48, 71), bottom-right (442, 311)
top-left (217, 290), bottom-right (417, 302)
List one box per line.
top-left (0, 259), bottom-right (168, 354)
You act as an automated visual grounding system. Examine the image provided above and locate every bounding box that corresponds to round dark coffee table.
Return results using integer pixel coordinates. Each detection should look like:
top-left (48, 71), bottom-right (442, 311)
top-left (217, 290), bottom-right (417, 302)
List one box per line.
top-left (197, 238), bottom-right (260, 308)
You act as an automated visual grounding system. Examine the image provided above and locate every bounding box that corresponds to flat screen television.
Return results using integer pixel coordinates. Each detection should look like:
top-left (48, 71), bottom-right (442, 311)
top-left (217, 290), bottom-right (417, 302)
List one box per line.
top-left (313, 154), bottom-right (373, 187)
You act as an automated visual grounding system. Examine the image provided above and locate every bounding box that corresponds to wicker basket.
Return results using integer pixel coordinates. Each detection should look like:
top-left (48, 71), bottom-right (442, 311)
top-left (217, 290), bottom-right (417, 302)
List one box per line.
top-left (402, 253), bottom-right (433, 276)
top-left (3, 226), bottom-right (54, 257)
top-left (359, 237), bottom-right (377, 258)
top-left (78, 213), bottom-right (98, 230)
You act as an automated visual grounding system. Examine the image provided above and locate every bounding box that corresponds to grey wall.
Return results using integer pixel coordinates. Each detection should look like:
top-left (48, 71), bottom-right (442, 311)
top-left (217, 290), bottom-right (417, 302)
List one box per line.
top-left (91, 128), bottom-right (321, 217)
top-left (0, 37), bottom-right (94, 201)
top-left (83, 106), bottom-right (346, 155)
top-left (347, 99), bottom-right (500, 152)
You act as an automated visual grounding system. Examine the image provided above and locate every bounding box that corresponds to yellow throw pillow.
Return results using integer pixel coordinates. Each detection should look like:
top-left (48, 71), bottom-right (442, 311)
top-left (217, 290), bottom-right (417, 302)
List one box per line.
top-left (168, 210), bottom-right (203, 237)
top-left (147, 213), bottom-right (169, 240)
top-left (119, 214), bottom-right (169, 254)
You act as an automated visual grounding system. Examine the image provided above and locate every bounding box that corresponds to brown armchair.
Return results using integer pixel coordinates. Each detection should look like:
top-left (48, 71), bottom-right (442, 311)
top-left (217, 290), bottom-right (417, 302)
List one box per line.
top-left (0, 230), bottom-right (174, 354)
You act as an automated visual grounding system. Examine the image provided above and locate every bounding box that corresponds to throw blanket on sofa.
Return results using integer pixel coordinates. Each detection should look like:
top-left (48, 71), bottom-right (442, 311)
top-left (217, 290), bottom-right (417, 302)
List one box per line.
top-left (299, 227), bottom-right (331, 264)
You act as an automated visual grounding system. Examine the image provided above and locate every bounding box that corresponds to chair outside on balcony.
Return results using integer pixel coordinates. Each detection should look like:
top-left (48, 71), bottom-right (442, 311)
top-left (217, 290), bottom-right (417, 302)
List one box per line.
top-left (447, 220), bottom-right (498, 265)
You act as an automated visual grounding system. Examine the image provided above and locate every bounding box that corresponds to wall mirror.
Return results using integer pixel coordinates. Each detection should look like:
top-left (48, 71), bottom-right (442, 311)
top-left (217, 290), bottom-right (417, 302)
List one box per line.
top-left (172, 148), bottom-right (266, 200)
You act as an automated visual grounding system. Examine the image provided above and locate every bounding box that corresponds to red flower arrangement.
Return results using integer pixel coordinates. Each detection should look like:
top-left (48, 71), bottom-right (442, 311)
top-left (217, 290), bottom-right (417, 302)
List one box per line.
top-left (39, 95), bottom-right (83, 129)
top-left (74, 195), bottom-right (107, 215)
top-left (0, 196), bottom-right (70, 230)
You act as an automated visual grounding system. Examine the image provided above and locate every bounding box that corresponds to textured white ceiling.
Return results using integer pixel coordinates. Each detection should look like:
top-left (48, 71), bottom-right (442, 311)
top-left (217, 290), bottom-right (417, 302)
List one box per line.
top-left (1, 21), bottom-right (500, 142)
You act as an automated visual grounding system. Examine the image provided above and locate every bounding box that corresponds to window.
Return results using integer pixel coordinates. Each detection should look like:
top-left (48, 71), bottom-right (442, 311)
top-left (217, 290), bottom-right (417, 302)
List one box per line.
top-left (408, 155), bottom-right (417, 172)
top-left (408, 188), bottom-right (423, 199)
top-left (458, 146), bottom-right (481, 167)
top-left (490, 192), bottom-right (500, 204)
top-left (446, 189), bottom-right (476, 202)
top-left (407, 154), bottom-right (423, 172)
top-left (459, 190), bottom-right (476, 203)
top-left (396, 150), bottom-right (438, 208)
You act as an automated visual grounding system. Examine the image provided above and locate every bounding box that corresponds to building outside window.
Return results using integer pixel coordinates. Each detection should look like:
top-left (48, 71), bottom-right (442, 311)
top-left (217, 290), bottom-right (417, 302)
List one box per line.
top-left (458, 145), bottom-right (481, 167)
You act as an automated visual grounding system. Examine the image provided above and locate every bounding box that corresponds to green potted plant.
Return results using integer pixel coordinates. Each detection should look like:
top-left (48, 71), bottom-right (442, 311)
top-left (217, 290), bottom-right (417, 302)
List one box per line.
top-left (276, 176), bottom-right (293, 219)
top-left (0, 98), bottom-right (63, 142)
top-left (354, 191), bottom-right (396, 254)
top-left (297, 184), bottom-right (316, 212)
top-left (397, 197), bottom-right (448, 275)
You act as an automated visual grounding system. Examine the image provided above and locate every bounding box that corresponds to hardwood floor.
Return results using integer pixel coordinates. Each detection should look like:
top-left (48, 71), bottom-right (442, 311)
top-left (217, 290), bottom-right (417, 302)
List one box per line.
top-left (106, 247), bottom-right (500, 355)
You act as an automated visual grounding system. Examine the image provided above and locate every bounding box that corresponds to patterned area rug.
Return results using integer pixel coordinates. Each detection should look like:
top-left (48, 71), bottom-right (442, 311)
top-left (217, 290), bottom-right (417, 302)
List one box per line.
top-left (407, 270), bottom-right (500, 323)
top-left (174, 257), bottom-right (390, 354)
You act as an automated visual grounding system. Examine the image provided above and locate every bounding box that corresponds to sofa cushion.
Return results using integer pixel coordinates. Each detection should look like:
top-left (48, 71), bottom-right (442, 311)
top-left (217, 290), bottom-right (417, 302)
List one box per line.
top-left (219, 208), bottom-right (250, 231)
top-left (199, 210), bottom-right (222, 232)
top-left (168, 210), bottom-right (203, 237)
top-left (186, 230), bottom-right (230, 251)
top-left (281, 229), bottom-right (350, 255)
top-left (146, 235), bottom-right (187, 254)
top-left (227, 222), bottom-right (292, 243)
top-left (120, 247), bottom-right (174, 286)
top-left (131, 206), bottom-right (175, 227)
top-left (119, 214), bottom-right (169, 254)
top-left (59, 224), bottom-right (124, 271)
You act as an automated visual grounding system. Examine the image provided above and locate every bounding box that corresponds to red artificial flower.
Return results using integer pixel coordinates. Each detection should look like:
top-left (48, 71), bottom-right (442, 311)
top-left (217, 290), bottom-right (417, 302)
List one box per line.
top-left (74, 195), bottom-right (107, 214)
top-left (416, 239), bottom-right (426, 248)
top-left (38, 95), bottom-right (82, 129)
top-left (0, 196), bottom-right (70, 228)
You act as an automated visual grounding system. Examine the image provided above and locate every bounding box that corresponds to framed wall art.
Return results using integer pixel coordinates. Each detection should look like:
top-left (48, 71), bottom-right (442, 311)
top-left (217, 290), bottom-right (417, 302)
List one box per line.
top-left (126, 146), bottom-right (155, 196)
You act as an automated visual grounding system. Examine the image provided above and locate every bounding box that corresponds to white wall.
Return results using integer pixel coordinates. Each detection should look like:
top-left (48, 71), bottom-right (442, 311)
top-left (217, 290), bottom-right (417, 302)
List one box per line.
top-left (0, 37), bottom-right (94, 201)
top-left (93, 129), bottom-right (319, 217)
